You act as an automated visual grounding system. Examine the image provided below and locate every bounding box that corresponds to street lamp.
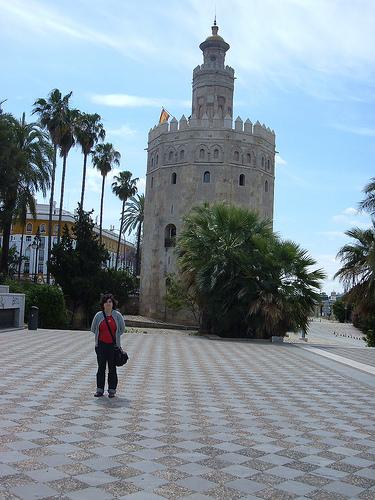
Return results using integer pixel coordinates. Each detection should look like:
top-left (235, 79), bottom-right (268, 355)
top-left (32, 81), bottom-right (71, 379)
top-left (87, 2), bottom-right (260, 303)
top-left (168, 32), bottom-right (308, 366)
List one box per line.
top-left (31, 230), bottom-right (41, 283)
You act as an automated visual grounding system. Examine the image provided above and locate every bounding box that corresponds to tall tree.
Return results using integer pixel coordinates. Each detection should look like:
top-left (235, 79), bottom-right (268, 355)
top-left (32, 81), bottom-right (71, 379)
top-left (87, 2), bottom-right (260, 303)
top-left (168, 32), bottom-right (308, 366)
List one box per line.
top-left (111, 171), bottom-right (138, 270)
top-left (75, 112), bottom-right (106, 210)
top-left (0, 113), bottom-right (51, 275)
top-left (57, 107), bottom-right (80, 243)
top-left (335, 225), bottom-right (375, 345)
top-left (359, 177), bottom-right (375, 218)
top-left (92, 143), bottom-right (120, 244)
top-left (176, 203), bottom-right (324, 336)
top-left (32, 89), bottom-right (72, 283)
top-left (123, 193), bottom-right (144, 275)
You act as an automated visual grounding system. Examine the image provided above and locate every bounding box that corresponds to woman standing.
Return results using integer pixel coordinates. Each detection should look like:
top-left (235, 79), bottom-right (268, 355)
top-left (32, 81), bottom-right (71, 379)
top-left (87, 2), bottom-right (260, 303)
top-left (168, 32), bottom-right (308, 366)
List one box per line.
top-left (90, 293), bottom-right (125, 398)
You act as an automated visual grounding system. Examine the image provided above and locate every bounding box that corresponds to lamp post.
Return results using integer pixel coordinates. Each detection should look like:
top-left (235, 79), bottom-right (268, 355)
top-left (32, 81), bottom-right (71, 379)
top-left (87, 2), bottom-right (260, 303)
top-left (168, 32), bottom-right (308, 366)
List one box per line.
top-left (31, 230), bottom-right (41, 283)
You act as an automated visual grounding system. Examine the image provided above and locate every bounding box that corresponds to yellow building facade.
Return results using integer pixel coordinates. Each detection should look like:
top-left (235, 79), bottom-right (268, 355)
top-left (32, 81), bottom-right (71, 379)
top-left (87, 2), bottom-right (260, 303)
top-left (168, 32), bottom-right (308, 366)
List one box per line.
top-left (1, 202), bottom-right (136, 281)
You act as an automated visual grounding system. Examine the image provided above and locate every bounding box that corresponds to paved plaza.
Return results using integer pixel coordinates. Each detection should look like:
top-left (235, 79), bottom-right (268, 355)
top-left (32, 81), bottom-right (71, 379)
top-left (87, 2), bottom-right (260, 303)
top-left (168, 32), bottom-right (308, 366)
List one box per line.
top-left (0, 327), bottom-right (375, 499)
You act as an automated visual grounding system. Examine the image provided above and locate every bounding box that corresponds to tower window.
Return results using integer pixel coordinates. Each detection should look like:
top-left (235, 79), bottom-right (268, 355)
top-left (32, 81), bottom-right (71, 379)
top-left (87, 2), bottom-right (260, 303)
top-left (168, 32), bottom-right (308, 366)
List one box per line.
top-left (199, 148), bottom-right (205, 159)
top-left (247, 153), bottom-right (251, 164)
top-left (203, 171), bottom-right (210, 183)
top-left (151, 176), bottom-right (154, 188)
top-left (265, 180), bottom-right (269, 192)
top-left (234, 151), bottom-right (239, 162)
top-left (214, 149), bottom-right (219, 159)
top-left (239, 174), bottom-right (245, 186)
top-left (262, 156), bottom-right (265, 167)
top-left (156, 154), bottom-right (159, 165)
top-left (180, 149), bottom-right (185, 160)
top-left (267, 159), bottom-right (270, 169)
top-left (151, 157), bottom-right (154, 167)
top-left (168, 151), bottom-right (173, 161)
top-left (171, 172), bottom-right (177, 184)
top-left (165, 224), bottom-right (176, 247)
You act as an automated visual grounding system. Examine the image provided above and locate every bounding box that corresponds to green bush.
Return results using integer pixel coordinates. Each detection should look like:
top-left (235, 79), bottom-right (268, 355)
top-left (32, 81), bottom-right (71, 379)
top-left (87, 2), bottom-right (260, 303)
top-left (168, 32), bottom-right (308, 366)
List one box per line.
top-left (352, 309), bottom-right (375, 347)
top-left (332, 299), bottom-right (352, 323)
top-left (90, 269), bottom-right (138, 318)
top-left (6, 280), bottom-right (67, 329)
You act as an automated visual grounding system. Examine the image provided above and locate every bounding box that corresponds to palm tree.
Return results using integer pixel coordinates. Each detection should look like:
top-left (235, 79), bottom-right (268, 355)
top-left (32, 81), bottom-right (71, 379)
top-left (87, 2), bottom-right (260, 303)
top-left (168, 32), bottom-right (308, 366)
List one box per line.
top-left (0, 113), bottom-right (52, 275)
top-left (111, 171), bottom-right (138, 270)
top-left (359, 177), bottom-right (375, 217)
top-left (246, 240), bottom-right (325, 338)
top-left (123, 194), bottom-right (144, 275)
top-left (57, 107), bottom-right (80, 243)
top-left (335, 226), bottom-right (375, 307)
top-left (176, 203), bottom-right (324, 336)
top-left (75, 112), bottom-right (106, 210)
top-left (92, 143), bottom-right (121, 243)
top-left (32, 89), bottom-right (72, 283)
top-left (335, 225), bottom-right (375, 345)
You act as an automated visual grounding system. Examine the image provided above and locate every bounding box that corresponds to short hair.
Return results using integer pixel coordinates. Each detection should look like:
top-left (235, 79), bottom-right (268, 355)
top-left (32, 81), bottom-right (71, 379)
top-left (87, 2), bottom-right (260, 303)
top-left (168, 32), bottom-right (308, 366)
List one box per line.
top-left (100, 293), bottom-right (118, 310)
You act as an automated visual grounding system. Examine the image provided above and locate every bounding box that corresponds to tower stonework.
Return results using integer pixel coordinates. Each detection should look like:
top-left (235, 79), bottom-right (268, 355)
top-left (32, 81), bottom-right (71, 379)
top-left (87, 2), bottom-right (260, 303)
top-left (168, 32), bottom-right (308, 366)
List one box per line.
top-left (140, 22), bottom-right (276, 322)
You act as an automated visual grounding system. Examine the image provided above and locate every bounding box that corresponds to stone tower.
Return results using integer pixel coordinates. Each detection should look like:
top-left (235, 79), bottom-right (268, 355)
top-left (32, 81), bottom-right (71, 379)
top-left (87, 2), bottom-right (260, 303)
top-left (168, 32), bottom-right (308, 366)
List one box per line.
top-left (140, 21), bottom-right (276, 322)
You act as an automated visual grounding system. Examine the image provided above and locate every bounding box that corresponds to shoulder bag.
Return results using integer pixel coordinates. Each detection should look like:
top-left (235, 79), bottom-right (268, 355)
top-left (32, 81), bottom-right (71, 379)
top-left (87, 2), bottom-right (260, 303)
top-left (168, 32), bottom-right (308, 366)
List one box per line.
top-left (102, 312), bottom-right (129, 366)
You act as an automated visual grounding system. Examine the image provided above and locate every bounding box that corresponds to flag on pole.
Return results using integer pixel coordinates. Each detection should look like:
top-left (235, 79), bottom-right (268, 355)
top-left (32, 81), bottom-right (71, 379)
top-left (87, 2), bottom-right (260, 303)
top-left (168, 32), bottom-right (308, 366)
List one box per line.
top-left (159, 107), bottom-right (170, 124)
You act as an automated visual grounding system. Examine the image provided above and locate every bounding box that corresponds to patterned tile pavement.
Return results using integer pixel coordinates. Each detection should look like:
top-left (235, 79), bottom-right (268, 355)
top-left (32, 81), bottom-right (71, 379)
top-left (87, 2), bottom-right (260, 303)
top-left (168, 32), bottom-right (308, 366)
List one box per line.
top-left (0, 328), bottom-right (374, 499)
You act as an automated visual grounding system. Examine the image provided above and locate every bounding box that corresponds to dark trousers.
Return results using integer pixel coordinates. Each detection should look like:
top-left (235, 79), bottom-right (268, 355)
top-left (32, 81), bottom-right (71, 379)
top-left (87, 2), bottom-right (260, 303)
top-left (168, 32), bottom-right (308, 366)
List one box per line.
top-left (95, 341), bottom-right (118, 392)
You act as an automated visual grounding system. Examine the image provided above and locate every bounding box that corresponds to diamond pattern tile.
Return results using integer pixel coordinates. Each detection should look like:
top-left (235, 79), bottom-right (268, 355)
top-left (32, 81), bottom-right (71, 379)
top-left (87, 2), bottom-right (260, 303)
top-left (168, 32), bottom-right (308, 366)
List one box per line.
top-left (0, 328), bottom-right (374, 499)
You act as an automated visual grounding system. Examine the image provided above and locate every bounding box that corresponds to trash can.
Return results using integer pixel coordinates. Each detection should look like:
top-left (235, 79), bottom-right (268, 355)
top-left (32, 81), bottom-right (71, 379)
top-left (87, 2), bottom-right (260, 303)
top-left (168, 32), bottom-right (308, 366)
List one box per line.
top-left (29, 306), bottom-right (39, 330)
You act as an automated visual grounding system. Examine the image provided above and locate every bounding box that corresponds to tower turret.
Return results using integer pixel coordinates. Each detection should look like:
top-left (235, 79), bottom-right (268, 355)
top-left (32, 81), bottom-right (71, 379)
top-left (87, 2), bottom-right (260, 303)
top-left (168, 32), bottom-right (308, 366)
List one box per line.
top-left (192, 20), bottom-right (235, 121)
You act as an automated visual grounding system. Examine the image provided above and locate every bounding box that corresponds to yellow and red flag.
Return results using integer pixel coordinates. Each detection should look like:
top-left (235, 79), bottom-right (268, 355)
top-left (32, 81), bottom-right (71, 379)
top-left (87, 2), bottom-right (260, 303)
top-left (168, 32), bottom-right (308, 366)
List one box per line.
top-left (159, 107), bottom-right (170, 124)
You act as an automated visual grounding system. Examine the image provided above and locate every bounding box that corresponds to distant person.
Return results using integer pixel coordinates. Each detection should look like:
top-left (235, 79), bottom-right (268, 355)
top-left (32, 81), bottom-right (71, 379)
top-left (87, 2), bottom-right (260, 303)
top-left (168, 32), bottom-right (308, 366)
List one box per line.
top-left (90, 293), bottom-right (125, 398)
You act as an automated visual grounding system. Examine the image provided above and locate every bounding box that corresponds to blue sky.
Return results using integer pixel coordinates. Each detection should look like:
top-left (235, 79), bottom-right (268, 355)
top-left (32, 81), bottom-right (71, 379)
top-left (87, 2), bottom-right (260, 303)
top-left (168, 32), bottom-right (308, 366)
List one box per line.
top-left (1, 0), bottom-right (374, 292)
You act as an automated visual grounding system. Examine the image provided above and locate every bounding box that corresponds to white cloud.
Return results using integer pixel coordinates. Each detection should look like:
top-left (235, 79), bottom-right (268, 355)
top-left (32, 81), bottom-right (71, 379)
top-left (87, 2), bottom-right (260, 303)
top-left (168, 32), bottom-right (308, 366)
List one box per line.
top-left (107, 124), bottom-right (137, 137)
top-left (330, 123), bottom-right (375, 137)
top-left (318, 231), bottom-right (346, 240)
top-left (332, 207), bottom-right (370, 228)
top-left (137, 177), bottom-right (146, 194)
top-left (275, 155), bottom-right (287, 166)
top-left (2, 0), bottom-right (375, 106)
top-left (343, 207), bottom-right (359, 216)
top-left (91, 93), bottom-right (190, 109)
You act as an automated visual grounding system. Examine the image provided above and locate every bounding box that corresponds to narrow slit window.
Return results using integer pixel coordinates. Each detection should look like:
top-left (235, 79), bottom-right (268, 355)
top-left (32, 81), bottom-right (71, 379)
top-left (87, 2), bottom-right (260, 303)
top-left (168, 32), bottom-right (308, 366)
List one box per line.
top-left (239, 174), bottom-right (245, 186)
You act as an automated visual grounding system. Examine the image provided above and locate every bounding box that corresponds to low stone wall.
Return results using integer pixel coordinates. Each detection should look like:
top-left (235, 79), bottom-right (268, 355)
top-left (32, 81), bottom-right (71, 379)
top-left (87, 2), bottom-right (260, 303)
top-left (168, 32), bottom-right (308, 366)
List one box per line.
top-left (0, 285), bottom-right (25, 329)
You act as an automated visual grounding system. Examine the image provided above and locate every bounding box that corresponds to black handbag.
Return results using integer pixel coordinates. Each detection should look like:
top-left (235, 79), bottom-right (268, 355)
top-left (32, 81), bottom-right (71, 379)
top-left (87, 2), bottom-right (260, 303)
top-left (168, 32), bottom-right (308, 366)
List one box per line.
top-left (102, 312), bottom-right (129, 366)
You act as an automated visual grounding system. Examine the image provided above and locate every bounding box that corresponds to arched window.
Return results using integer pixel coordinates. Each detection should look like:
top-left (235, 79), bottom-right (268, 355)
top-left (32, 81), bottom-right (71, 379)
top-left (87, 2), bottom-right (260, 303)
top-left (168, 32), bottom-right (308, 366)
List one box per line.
top-left (40, 224), bottom-right (46, 233)
top-left (267, 159), bottom-right (270, 169)
top-left (199, 148), bottom-right (205, 159)
top-left (168, 151), bottom-right (173, 161)
top-left (171, 172), bottom-right (177, 184)
top-left (234, 151), bottom-right (239, 162)
top-left (26, 223), bottom-right (32, 233)
top-left (203, 171), bottom-right (210, 183)
top-left (265, 180), bottom-right (269, 192)
top-left (151, 176), bottom-right (154, 188)
top-left (214, 149), bottom-right (219, 159)
top-left (262, 156), bottom-right (265, 167)
top-left (156, 154), bottom-right (159, 165)
top-left (239, 174), bottom-right (245, 186)
top-left (180, 150), bottom-right (185, 161)
top-left (247, 153), bottom-right (251, 164)
top-left (151, 157), bottom-right (154, 167)
top-left (165, 224), bottom-right (176, 247)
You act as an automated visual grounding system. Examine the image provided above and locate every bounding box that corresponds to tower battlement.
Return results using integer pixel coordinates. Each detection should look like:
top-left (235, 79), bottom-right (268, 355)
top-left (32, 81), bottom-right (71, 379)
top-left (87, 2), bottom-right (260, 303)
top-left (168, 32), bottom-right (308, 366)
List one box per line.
top-left (193, 64), bottom-right (235, 77)
top-left (148, 116), bottom-right (275, 145)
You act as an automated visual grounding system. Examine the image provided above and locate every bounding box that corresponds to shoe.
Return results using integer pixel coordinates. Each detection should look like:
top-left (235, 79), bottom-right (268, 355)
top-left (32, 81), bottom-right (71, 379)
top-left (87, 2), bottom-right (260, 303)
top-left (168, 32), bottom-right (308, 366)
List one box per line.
top-left (108, 393), bottom-right (115, 398)
top-left (94, 391), bottom-right (104, 397)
